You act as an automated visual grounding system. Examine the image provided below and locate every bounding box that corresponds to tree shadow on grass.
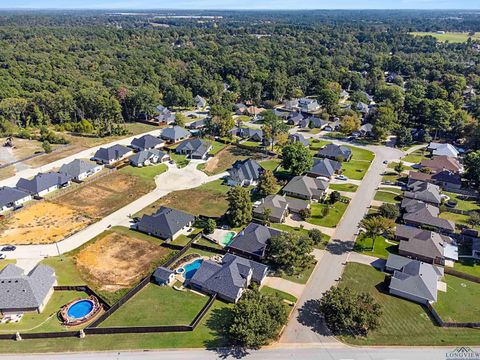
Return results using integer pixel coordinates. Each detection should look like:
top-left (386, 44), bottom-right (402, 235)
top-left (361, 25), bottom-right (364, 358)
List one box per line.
top-left (204, 307), bottom-right (250, 359)
top-left (296, 299), bottom-right (333, 336)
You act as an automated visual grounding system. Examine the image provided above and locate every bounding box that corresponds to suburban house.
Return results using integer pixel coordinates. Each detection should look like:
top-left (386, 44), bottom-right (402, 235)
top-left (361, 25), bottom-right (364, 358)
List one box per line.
top-left (307, 116), bottom-right (328, 129)
top-left (420, 156), bottom-right (463, 174)
top-left (194, 95), bottom-right (207, 109)
top-left (188, 253), bottom-right (268, 303)
top-left (136, 206), bottom-right (195, 242)
top-left (153, 267), bottom-right (176, 286)
top-left (282, 175), bottom-right (328, 201)
top-left (59, 159), bottom-right (102, 181)
top-left (316, 144), bottom-right (352, 162)
top-left (298, 98), bottom-right (320, 112)
top-left (130, 134), bottom-right (165, 151)
top-left (253, 194), bottom-right (309, 223)
top-left (427, 142), bottom-right (459, 158)
top-left (92, 144), bottom-right (132, 165)
top-left (16, 172), bottom-right (71, 197)
top-left (188, 118), bottom-right (207, 130)
top-left (339, 89), bottom-right (349, 100)
top-left (227, 159), bottom-right (263, 187)
top-left (228, 222), bottom-right (282, 260)
top-left (395, 224), bottom-right (458, 266)
top-left (299, 118), bottom-right (311, 129)
top-left (408, 171), bottom-right (462, 191)
top-left (355, 102), bottom-right (370, 115)
top-left (0, 186), bottom-right (32, 212)
top-left (385, 254), bottom-right (444, 305)
top-left (155, 105), bottom-right (176, 125)
top-left (287, 112), bottom-right (303, 126)
top-left (160, 126), bottom-right (191, 144)
top-left (307, 158), bottom-right (342, 179)
top-left (288, 133), bottom-right (309, 146)
top-left (231, 128), bottom-right (264, 143)
top-left (130, 149), bottom-right (169, 167)
top-left (404, 181), bottom-right (442, 206)
top-left (358, 123), bottom-right (374, 137)
top-left (0, 264), bottom-right (57, 314)
top-left (401, 199), bottom-right (455, 233)
top-left (284, 99), bottom-right (299, 110)
top-left (175, 138), bottom-right (212, 160)
top-left (324, 119), bottom-right (341, 132)
top-left (273, 108), bottom-right (289, 119)
top-left (235, 103), bottom-right (248, 115)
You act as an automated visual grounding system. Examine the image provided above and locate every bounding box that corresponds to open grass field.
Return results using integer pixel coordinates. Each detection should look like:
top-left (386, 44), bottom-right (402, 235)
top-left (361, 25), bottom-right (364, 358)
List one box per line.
top-left (374, 189), bottom-right (403, 204)
top-left (99, 284), bottom-right (209, 327)
top-left (0, 201), bottom-right (91, 245)
top-left (200, 145), bottom-right (253, 176)
top-left (443, 192), bottom-right (480, 212)
top-left (0, 300), bottom-right (232, 353)
top-left (438, 212), bottom-right (480, 232)
top-left (309, 139), bottom-right (332, 151)
top-left (410, 32), bottom-right (480, 43)
top-left (341, 160), bottom-right (371, 180)
top-left (329, 183), bottom-right (358, 193)
top-left (53, 171), bottom-right (154, 219)
top-left (136, 179), bottom-right (230, 218)
top-left (259, 158), bottom-right (281, 171)
top-left (73, 228), bottom-right (172, 293)
top-left (118, 164), bottom-right (168, 184)
top-left (401, 148), bottom-right (428, 164)
top-left (338, 263), bottom-right (480, 346)
top-left (454, 258), bottom-right (480, 278)
top-left (346, 146), bottom-right (375, 162)
top-left (0, 291), bottom-right (88, 334)
top-left (260, 286), bottom-right (297, 303)
top-left (353, 234), bottom-right (399, 259)
top-left (434, 275), bottom-right (480, 323)
top-left (307, 201), bottom-right (348, 228)
top-left (208, 140), bottom-right (228, 155)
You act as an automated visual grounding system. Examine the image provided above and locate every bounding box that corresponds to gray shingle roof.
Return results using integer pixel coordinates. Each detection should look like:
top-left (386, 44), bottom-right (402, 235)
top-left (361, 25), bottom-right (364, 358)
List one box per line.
top-left (130, 134), bottom-right (164, 150)
top-left (0, 186), bottom-right (30, 208)
top-left (161, 126), bottom-right (191, 142)
top-left (137, 206), bottom-right (195, 239)
top-left (153, 267), bottom-right (174, 283)
top-left (228, 159), bottom-right (263, 184)
top-left (283, 175), bottom-right (328, 198)
top-left (188, 118), bottom-right (207, 129)
top-left (16, 172), bottom-right (70, 194)
top-left (317, 144), bottom-right (352, 161)
top-left (405, 181), bottom-right (442, 205)
top-left (308, 158), bottom-right (342, 178)
top-left (59, 159), bottom-right (100, 179)
top-left (93, 144), bottom-right (131, 162)
top-left (228, 222), bottom-right (282, 258)
top-left (288, 133), bottom-right (309, 146)
top-left (175, 138), bottom-right (211, 158)
top-left (130, 149), bottom-right (167, 166)
top-left (402, 202), bottom-right (455, 232)
top-left (0, 264), bottom-right (56, 311)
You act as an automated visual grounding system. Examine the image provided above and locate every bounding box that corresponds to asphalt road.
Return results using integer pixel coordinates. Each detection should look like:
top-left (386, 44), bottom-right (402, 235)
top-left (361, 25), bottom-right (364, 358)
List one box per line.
top-left (0, 346), bottom-right (459, 360)
top-left (280, 139), bottom-right (403, 344)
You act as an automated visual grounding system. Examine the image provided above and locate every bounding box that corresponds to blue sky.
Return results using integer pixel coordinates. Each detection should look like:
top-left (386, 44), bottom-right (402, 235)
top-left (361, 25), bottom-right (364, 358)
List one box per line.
top-left (0, 0), bottom-right (479, 9)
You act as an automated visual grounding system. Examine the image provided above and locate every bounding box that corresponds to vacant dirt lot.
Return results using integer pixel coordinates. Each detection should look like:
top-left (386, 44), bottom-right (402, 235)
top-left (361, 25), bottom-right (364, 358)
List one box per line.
top-left (74, 231), bottom-right (169, 291)
top-left (0, 202), bottom-right (91, 245)
top-left (53, 172), bottom-right (154, 218)
top-left (201, 145), bottom-right (254, 176)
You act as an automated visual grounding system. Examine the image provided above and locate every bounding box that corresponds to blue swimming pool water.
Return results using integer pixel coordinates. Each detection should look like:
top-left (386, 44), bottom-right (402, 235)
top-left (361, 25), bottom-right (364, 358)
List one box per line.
top-left (67, 300), bottom-right (94, 319)
top-left (183, 259), bottom-right (203, 280)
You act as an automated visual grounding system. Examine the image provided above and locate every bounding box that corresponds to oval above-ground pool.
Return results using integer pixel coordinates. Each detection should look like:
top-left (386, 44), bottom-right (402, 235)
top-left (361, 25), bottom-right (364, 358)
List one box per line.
top-left (66, 299), bottom-right (94, 319)
top-left (182, 258), bottom-right (203, 280)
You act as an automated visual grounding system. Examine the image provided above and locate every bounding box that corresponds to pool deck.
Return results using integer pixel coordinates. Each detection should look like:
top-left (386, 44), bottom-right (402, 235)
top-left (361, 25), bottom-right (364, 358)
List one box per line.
top-left (208, 229), bottom-right (237, 246)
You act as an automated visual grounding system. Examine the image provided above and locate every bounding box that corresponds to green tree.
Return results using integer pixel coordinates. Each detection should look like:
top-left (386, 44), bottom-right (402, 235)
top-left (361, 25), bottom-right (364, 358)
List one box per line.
top-left (378, 203), bottom-right (400, 220)
top-left (261, 110), bottom-right (288, 151)
top-left (268, 232), bottom-right (314, 275)
top-left (175, 113), bottom-right (188, 127)
top-left (281, 142), bottom-right (313, 176)
top-left (464, 151), bottom-right (480, 189)
top-left (257, 169), bottom-right (278, 196)
top-left (318, 88), bottom-right (339, 115)
top-left (227, 186), bottom-right (252, 227)
top-left (204, 219), bottom-right (216, 235)
top-left (227, 287), bottom-right (288, 349)
top-left (308, 228), bottom-right (324, 246)
top-left (42, 140), bottom-right (52, 153)
top-left (210, 105), bottom-right (234, 137)
top-left (319, 286), bottom-right (382, 336)
top-left (299, 207), bottom-right (311, 221)
top-left (395, 126), bottom-right (413, 148)
top-left (394, 161), bottom-right (405, 175)
top-left (329, 191), bottom-right (341, 204)
top-left (340, 114), bottom-right (361, 135)
top-left (360, 216), bottom-right (395, 249)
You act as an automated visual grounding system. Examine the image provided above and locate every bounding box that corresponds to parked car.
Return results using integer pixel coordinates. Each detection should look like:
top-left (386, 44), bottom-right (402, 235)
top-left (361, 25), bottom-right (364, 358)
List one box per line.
top-left (383, 160), bottom-right (389, 164)
top-left (335, 175), bottom-right (348, 181)
top-left (1, 245), bottom-right (16, 252)
top-left (0, 253), bottom-right (5, 260)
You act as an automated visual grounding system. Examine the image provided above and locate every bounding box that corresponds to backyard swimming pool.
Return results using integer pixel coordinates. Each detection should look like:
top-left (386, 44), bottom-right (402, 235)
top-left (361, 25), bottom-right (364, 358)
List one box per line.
top-left (66, 299), bottom-right (94, 320)
top-left (219, 231), bottom-right (236, 247)
top-left (182, 258), bottom-right (203, 280)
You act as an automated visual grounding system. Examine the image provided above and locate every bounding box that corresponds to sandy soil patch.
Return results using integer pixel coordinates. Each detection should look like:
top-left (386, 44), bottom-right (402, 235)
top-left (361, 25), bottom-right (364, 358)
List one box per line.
top-left (53, 172), bottom-right (154, 218)
top-left (201, 145), bottom-right (253, 175)
top-left (0, 201), bottom-right (91, 245)
top-left (74, 232), bottom-right (169, 291)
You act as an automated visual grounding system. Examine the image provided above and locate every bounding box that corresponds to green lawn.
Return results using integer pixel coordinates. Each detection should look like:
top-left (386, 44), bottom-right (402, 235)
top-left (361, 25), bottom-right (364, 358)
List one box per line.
top-left (194, 237), bottom-right (223, 249)
top-left (338, 263), bottom-right (480, 346)
top-left (329, 183), bottom-right (358, 193)
top-left (453, 258), bottom-right (480, 278)
top-left (170, 228), bottom-right (203, 247)
top-left (341, 160), bottom-right (371, 180)
top-left (280, 259), bottom-right (317, 284)
top-left (260, 286), bottom-right (297, 303)
top-left (41, 256), bottom-right (85, 286)
top-left (241, 140), bottom-right (262, 148)
top-left (0, 300), bottom-right (232, 353)
top-left (438, 212), bottom-right (480, 231)
top-left (374, 190), bottom-right (403, 204)
top-left (100, 284), bottom-right (210, 327)
top-left (169, 153), bottom-right (190, 168)
top-left (0, 291), bottom-right (87, 333)
top-left (353, 234), bottom-right (399, 259)
top-left (434, 275), bottom-right (480, 323)
top-left (443, 192), bottom-right (480, 212)
top-left (387, 162), bottom-right (413, 172)
top-left (119, 164), bottom-right (168, 183)
top-left (307, 201), bottom-right (348, 228)
top-left (259, 158), bottom-right (281, 171)
top-left (309, 139), bottom-right (332, 151)
top-left (0, 259), bottom-right (16, 271)
top-left (346, 146), bottom-right (375, 162)
top-left (410, 31), bottom-right (480, 43)
top-left (401, 149), bottom-right (428, 164)
top-left (208, 140), bottom-right (227, 155)
top-left (269, 223), bottom-right (310, 238)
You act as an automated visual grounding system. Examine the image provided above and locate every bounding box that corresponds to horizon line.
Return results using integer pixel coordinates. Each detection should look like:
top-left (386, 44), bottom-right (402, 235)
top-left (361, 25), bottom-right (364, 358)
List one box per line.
top-left (0, 7), bottom-right (480, 11)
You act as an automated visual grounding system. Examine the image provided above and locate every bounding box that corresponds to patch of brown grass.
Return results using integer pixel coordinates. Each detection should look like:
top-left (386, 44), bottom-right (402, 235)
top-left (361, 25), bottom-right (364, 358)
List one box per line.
top-left (74, 231), bottom-right (169, 291)
top-left (201, 145), bottom-right (253, 176)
